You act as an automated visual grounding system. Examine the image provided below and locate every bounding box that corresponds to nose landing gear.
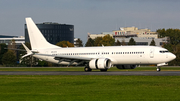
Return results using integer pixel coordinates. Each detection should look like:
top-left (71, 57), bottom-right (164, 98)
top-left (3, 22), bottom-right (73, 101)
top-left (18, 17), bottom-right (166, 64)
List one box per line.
top-left (157, 67), bottom-right (161, 72)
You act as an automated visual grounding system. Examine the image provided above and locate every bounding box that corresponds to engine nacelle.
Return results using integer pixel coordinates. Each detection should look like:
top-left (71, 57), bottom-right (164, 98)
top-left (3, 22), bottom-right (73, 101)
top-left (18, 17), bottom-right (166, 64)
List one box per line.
top-left (89, 58), bottom-right (111, 69)
top-left (116, 65), bottom-right (136, 69)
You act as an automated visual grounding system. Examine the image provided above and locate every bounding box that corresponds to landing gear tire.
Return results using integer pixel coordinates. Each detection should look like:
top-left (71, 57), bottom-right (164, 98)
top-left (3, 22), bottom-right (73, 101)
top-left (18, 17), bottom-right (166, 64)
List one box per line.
top-left (100, 69), bottom-right (107, 72)
top-left (84, 67), bottom-right (92, 72)
top-left (157, 67), bottom-right (161, 72)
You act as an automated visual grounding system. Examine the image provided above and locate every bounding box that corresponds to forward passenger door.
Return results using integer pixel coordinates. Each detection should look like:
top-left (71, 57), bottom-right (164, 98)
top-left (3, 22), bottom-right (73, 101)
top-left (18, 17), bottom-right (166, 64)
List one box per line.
top-left (150, 49), bottom-right (154, 58)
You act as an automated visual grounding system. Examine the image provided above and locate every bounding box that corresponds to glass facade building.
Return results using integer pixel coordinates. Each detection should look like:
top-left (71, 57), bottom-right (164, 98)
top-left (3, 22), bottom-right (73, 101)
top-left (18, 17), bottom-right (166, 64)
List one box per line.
top-left (25, 22), bottom-right (74, 45)
top-left (0, 35), bottom-right (18, 38)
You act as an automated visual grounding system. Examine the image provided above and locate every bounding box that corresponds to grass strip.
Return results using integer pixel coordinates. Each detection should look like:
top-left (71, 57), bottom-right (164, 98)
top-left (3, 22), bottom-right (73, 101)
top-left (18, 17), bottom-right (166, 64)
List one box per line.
top-left (0, 75), bottom-right (179, 101)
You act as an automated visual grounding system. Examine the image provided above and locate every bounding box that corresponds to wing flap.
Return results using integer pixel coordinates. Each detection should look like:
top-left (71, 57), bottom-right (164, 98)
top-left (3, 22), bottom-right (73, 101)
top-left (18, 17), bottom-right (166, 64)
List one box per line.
top-left (36, 53), bottom-right (92, 66)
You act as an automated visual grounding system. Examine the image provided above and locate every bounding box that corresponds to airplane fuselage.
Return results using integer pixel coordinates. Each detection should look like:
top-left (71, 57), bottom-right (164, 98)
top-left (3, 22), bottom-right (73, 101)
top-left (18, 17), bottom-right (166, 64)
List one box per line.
top-left (33, 46), bottom-right (175, 65)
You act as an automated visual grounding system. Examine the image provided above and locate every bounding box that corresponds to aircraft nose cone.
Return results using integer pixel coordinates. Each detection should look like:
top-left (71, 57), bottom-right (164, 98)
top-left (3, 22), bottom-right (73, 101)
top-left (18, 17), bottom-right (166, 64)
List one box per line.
top-left (170, 53), bottom-right (176, 60)
top-left (173, 54), bottom-right (176, 59)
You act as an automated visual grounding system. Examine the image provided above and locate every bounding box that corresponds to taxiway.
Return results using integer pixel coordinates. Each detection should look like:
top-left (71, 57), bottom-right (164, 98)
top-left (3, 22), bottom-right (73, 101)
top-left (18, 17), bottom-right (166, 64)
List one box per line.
top-left (0, 71), bottom-right (179, 76)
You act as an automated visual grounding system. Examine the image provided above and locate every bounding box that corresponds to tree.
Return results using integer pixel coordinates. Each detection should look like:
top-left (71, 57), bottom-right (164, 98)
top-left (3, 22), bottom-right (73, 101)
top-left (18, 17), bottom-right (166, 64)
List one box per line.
top-left (165, 29), bottom-right (180, 45)
top-left (38, 60), bottom-right (48, 67)
top-left (56, 41), bottom-right (74, 47)
top-left (101, 34), bottom-right (115, 46)
top-left (2, 50), bottom-right (16, 66)
top-left (8, 39), bottom-right (16, 55)
top-left (0, 43), bottom-right (7, 65)
top-left (6, 39), bottom-right (17, 62)
top-left (150, 39), bottom-right (156, 46)
top-left (172, 44), bottom-right (180, 66)
top-left (157, 28), bottom-right (180, 45)
top-left (75, 38), bottom-right (83, 47)
top-left (162, 43), bottom-right (180, 66)
top-left (85, 38), bottom-right (94, 47)
top-left (121, 39), bottom-right (126, 46)
top-left (115, 40), bottom-right (121, 46)
top-left (157, 28), bottom-right (180, 66)
top-left (93, 35), bottom-right (115, 46)
top-left (128, 38), bottom-right (136, 45)
top-left (157, 28), bottom-right (166, 38)
top-left (94, 37), bottom-right (103, 46)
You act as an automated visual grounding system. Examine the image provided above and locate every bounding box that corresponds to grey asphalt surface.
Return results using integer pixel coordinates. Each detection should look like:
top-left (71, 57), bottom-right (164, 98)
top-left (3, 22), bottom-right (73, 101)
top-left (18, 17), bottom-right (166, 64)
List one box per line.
top-left (0, 71), bottom-right (179, 76)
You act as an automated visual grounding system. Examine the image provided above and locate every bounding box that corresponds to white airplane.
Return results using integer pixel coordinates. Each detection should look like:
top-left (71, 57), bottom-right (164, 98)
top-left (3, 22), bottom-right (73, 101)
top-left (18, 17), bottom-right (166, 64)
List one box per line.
top-left (22, 17), bottom-right (176, 72)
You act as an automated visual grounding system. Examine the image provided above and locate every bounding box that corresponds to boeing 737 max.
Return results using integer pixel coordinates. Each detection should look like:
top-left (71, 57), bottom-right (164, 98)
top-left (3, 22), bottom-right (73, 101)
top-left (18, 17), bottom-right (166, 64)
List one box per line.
top-left (22, 17), bottom-right (176, 72)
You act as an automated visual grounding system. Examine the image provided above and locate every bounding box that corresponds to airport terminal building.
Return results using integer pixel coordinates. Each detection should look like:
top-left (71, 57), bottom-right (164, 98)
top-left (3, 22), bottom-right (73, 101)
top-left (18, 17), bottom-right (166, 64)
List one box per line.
top-left (113, 27), bottom-right (166, 46)
top-left (0, 35), bottom-right (25, 46)
top-left (88, 27), bottom-right (167, 46)
top-left (25, 22), bottom-right (74, 45)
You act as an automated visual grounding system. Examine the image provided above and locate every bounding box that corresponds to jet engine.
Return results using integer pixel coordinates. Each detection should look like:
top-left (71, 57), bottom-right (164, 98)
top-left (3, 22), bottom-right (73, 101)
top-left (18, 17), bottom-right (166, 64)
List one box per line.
top-left (89, 58), bottom-right (111, 69)
top-left (116, 65), bottom-right (136, 69)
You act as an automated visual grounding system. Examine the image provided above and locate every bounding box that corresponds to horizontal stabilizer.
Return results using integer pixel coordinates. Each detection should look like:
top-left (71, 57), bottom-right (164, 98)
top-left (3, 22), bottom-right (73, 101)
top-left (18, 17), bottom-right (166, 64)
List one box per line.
top-left (21, 53), bottom-right (33, 59)
top-left (21, 43), bottom-right (33, 59)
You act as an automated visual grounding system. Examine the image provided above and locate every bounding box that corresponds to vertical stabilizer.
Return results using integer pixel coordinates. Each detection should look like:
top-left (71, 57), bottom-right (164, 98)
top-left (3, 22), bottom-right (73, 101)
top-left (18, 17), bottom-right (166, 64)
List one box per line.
top-left (25, 17), bottom-right (60, 49)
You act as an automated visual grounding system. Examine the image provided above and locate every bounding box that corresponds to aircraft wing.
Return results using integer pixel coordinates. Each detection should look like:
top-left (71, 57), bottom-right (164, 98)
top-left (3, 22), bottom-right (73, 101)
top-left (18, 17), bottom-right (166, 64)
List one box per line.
top-left (37, 53), bottom-right (92, 66)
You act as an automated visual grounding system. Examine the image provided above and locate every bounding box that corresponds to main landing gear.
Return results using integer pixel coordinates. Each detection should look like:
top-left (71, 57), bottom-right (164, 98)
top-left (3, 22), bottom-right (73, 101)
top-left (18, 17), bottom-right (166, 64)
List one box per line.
top-left (84, 66), bottom-right (108, 72)
top-left (84, 66), bottom-right (92, 72)
top-left (156, 67), bottom-right (161, 72)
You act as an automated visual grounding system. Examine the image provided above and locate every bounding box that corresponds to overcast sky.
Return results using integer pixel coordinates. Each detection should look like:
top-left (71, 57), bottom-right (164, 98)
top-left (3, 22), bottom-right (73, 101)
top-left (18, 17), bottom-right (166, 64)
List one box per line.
top-left (0, 0), bottom-right (180, 44)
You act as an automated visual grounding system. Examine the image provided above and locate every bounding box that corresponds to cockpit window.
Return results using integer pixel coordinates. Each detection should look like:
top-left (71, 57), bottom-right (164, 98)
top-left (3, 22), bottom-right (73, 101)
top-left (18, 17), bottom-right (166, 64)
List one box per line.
top-left (160, 50), bottom-right (169, 53)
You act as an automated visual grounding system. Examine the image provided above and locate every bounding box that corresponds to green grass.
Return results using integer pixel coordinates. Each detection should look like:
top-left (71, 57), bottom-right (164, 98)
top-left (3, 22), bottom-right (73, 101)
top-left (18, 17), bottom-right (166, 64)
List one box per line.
top-left (0, 66), bottom-right (180, 71)
top-left (0, 67), bottom-right (180, 100)
top-left (0, 75), bottom-right (180, 101)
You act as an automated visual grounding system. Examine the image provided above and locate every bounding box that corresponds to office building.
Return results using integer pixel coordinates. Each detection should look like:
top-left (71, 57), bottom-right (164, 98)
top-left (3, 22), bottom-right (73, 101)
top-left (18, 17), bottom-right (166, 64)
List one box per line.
top-left (25, 22), bottom-right (74, 45)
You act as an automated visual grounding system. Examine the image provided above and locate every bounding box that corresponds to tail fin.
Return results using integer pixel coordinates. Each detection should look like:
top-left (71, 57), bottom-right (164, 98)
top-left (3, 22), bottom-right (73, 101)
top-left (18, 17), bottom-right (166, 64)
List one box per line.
top-left (25, 17), bottom-right (60, 50)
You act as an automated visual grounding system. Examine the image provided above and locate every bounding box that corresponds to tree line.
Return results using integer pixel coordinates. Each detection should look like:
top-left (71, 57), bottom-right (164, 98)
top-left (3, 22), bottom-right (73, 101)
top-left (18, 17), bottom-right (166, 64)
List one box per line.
top-left (85, 34), bottom-right (156, 46)
top-left (0, 38), bottom-right (84, 67)
top-left (0, 35), bottom-right (156, 67)
top-left (157, 28), bottom-right (180, 66)
top-left (0, 28), bottom-right (179, 67)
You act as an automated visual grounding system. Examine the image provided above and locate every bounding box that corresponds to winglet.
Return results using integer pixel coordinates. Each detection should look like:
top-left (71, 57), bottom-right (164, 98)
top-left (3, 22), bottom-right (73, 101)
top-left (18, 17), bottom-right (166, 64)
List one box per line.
top-left (21, 43), bottom-right (33, 59)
